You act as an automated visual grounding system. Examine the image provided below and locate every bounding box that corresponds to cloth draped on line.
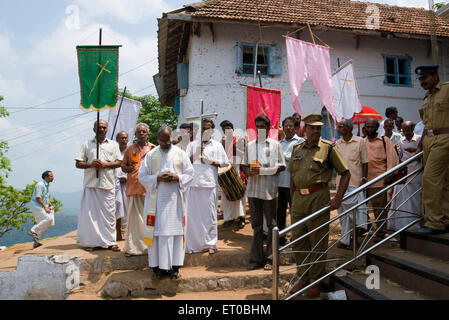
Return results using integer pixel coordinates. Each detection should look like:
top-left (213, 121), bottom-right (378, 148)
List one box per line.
top-left (138, 146), bottom-right (194, 269)
top-left (77, 187), bottom-right (117, 247)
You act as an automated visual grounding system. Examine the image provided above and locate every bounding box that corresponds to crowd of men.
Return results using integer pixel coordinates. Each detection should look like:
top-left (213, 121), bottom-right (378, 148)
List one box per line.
top-left (28, 65), bottom-right (448, 298)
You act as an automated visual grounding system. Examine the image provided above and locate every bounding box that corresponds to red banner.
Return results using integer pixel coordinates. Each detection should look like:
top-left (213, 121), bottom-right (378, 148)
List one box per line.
top-left (246, 85), bottom-right (281, 141)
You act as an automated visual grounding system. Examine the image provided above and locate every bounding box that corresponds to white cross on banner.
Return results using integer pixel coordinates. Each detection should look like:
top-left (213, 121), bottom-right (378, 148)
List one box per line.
top-left (107, 96), bottom-right (142, 144)
top-left (332, 60), bottom-right (362, 122)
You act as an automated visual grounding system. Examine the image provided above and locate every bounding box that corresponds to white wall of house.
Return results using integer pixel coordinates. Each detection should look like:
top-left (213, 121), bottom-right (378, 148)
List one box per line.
top-left (178, 22), bottom-right (449, 135)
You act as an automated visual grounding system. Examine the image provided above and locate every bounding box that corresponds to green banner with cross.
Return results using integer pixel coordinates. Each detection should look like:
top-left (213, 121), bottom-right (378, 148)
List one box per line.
top-left (76, 45), bottom-right (120, 110)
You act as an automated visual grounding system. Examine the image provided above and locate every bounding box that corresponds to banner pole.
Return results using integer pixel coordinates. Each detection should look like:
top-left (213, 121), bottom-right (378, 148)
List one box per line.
top-left (96, 28), bottom-right (102, 178)
top-left (111, 86), bottom-right (127, 140)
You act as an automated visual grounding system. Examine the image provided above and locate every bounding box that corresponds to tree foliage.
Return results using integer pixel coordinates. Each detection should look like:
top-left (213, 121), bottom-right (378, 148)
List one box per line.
top-left (0, 96), bottom-right (61, 239)
top-left (119, 90), bottom-right (178, 145)
top-left (435, 2), bottom-right (447, 10)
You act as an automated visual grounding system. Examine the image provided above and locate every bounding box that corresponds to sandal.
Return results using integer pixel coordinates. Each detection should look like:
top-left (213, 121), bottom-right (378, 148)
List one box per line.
top-left (108, 245), bottom-right (120, 252)
top-left (208, 248), bottom-right (217, 254)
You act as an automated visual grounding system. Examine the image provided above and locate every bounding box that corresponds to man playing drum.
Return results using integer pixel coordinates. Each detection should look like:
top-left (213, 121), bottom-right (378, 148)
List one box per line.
top-left (219, 120), bottom-right (246, 229)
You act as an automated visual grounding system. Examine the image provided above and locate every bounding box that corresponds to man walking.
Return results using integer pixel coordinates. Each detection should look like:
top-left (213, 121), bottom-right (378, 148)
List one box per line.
top-left (138, 126), bottom-right (194, 279)
top-left (75, 120), bottom-right (122, 251)
top-left (121, 123), bottom-right (156, 256)
top-left (244, 115), bottom-right (286, 271)
top-left (185, 119), bottom-right (229, 254)
top-left (220, 120), bottom-right (246, 229)
top-left (28, 170), bottom-right (55, 248)
top-left (288, 114), bottom-right (350, 298)
top-left (335, 119), bottom-right (369, 249)
top-left (364, 118), bottom-right (399, 241)
top-left (115, 131), bottom-right (129, 241)
top-left (415, 65), bottom-right (449, 235)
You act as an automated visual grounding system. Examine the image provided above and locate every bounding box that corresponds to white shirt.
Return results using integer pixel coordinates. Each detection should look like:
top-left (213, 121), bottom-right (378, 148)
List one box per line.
top-left (115, 150), bottom-right (127, 180)
top-left (244, 137), bottom-right (286, 200)
top-left (398, 134), bottom-right (422, 183)
top-left (75, 138), bottom-right (122, 190)
top-left (278, 134), bottom-right (304, 188)
top-left (378, 118), bottom-right (399, 136)
top-left (186, 139), bottom-right (229, 188)
top-left (385, 131), bottom-right (402, 145)
top-left (414, 121), bottom-right (425, 136)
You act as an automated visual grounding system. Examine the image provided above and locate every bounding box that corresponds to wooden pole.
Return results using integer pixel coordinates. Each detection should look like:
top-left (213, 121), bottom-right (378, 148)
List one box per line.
top-left (111, 86), bottom-right (127, 140)
top-left (96, 28), bottom-right (102, 178)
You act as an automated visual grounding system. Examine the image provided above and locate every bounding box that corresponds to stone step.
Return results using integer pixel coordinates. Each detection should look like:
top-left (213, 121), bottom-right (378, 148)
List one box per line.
top-left (67, 287), bottom-right (273, 300)
top-left (400, 231), bottom-right (449, 260)
top-left (97, 265), bottom-right (296, 299)
top-left (366, 249), bottom-right (449, 300)
top-left (331, 271), bottom-right (430, 300)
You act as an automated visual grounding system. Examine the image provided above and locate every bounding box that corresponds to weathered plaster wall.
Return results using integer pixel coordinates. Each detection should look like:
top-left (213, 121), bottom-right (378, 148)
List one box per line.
top-left (178, 22), bottom-right (449, 134)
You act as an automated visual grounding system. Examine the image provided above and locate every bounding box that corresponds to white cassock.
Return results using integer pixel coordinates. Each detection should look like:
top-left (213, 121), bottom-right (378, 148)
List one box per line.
top-left (221, 164), bottom-right (245, 222)
top-left (115, 150), bottom-right (128, 225)
top-left (185, 139), bottom-right (229, 253)
top-left (388, 134), bottom-right (422, 231)
top-left (138, 146), bottom-right (193, 270)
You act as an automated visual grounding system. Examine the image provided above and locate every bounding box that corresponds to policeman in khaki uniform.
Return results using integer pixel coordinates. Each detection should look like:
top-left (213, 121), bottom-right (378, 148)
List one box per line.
top-left (415, 65), bottom-right (449, 235)
top-left (287, 113), bottom-right (350, 298)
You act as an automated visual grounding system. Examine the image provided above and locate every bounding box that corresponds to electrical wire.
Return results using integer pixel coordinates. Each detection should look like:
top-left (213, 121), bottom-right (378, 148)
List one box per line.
top-left (9, 124), bottom-right (94, 162)
top-left (7, 114), bottom-right (97, 149)
top-left (2, 112), bottom-right (93, 142)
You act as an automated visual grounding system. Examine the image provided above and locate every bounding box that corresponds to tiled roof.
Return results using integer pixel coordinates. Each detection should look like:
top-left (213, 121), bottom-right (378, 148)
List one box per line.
top-left (187, 0), bottom-right (449, 37)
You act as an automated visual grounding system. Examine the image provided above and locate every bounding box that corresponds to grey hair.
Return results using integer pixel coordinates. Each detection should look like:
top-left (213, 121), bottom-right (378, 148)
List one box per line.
top-left (340, 118), bottom-right (354, 130)
top-left (135, 122), bottom-right (149, 132)
top-left (157, 125), bottom-right (172, 138)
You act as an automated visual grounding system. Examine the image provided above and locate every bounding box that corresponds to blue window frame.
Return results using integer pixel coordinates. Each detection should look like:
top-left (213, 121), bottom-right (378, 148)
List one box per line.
top-left (382, 55), bottom-right (412, 87)
top-left (236, 42), bottom-right (282, 76)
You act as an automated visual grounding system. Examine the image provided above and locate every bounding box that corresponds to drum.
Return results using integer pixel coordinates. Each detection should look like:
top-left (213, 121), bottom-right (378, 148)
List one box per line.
top-left (218, 164), bottom-right (246, 202)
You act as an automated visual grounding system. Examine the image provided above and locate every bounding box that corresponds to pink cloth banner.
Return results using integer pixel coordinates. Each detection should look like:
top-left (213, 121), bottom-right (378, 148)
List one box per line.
top-left (285, 37), bottom-right (336, 120)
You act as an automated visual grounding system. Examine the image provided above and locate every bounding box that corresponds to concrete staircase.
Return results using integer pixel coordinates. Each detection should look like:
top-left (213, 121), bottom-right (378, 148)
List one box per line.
top-left (331, 231), bottom-right (449, 300)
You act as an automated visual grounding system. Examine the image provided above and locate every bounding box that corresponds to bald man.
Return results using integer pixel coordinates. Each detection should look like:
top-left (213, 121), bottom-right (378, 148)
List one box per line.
top-left (75, 120), bottom-right (123, 251)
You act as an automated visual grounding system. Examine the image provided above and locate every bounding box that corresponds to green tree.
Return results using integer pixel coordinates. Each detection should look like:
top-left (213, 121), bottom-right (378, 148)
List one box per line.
top-left (0, 96), bottom-right (61, 239)
top-left (119, 90), bottom-right (178, 144)
top-left (435, 2), bottom-right (447, 10)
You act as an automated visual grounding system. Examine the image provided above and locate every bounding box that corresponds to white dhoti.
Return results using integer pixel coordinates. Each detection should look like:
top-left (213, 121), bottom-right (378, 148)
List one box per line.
top-left (185, 187), bottom-right (218, 253)
top-left (338, 187), bottom-right (368, 246)
top-left (221, 196), bottom-right (245, 222)
top-left (124, 195), bottom-right (147, 255)
top-left (30, 207), bottom-right (54, 238)
top-left (115, 179), bottom-right (127, 225)
top-left (387, 183), bottom-right (422, 231)
top-left (77, 187), bottom-right (116, 247)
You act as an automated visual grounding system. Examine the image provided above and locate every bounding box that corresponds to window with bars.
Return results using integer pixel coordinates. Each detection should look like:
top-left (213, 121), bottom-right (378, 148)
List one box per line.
top-left (236, 42), bottom-right (282, 76)
top-left (383, 55), bottom-right (412, 87)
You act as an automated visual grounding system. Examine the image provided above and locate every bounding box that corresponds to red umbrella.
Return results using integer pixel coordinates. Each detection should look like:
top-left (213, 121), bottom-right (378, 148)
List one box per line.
top-left (350, 106), bottom-right (383, 136)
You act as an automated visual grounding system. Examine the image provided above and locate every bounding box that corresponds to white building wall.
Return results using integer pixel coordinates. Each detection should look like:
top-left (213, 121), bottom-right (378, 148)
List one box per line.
top-left (178, 23), bottom-right (449, 135)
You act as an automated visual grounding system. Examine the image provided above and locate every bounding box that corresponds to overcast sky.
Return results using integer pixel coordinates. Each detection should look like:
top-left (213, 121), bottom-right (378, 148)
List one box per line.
top-left (0, 0), bottom-right (436, 193)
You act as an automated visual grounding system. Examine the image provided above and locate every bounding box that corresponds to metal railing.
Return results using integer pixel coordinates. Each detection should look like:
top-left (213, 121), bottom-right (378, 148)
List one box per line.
top-left (272, 151), bottom-right (424, 300)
